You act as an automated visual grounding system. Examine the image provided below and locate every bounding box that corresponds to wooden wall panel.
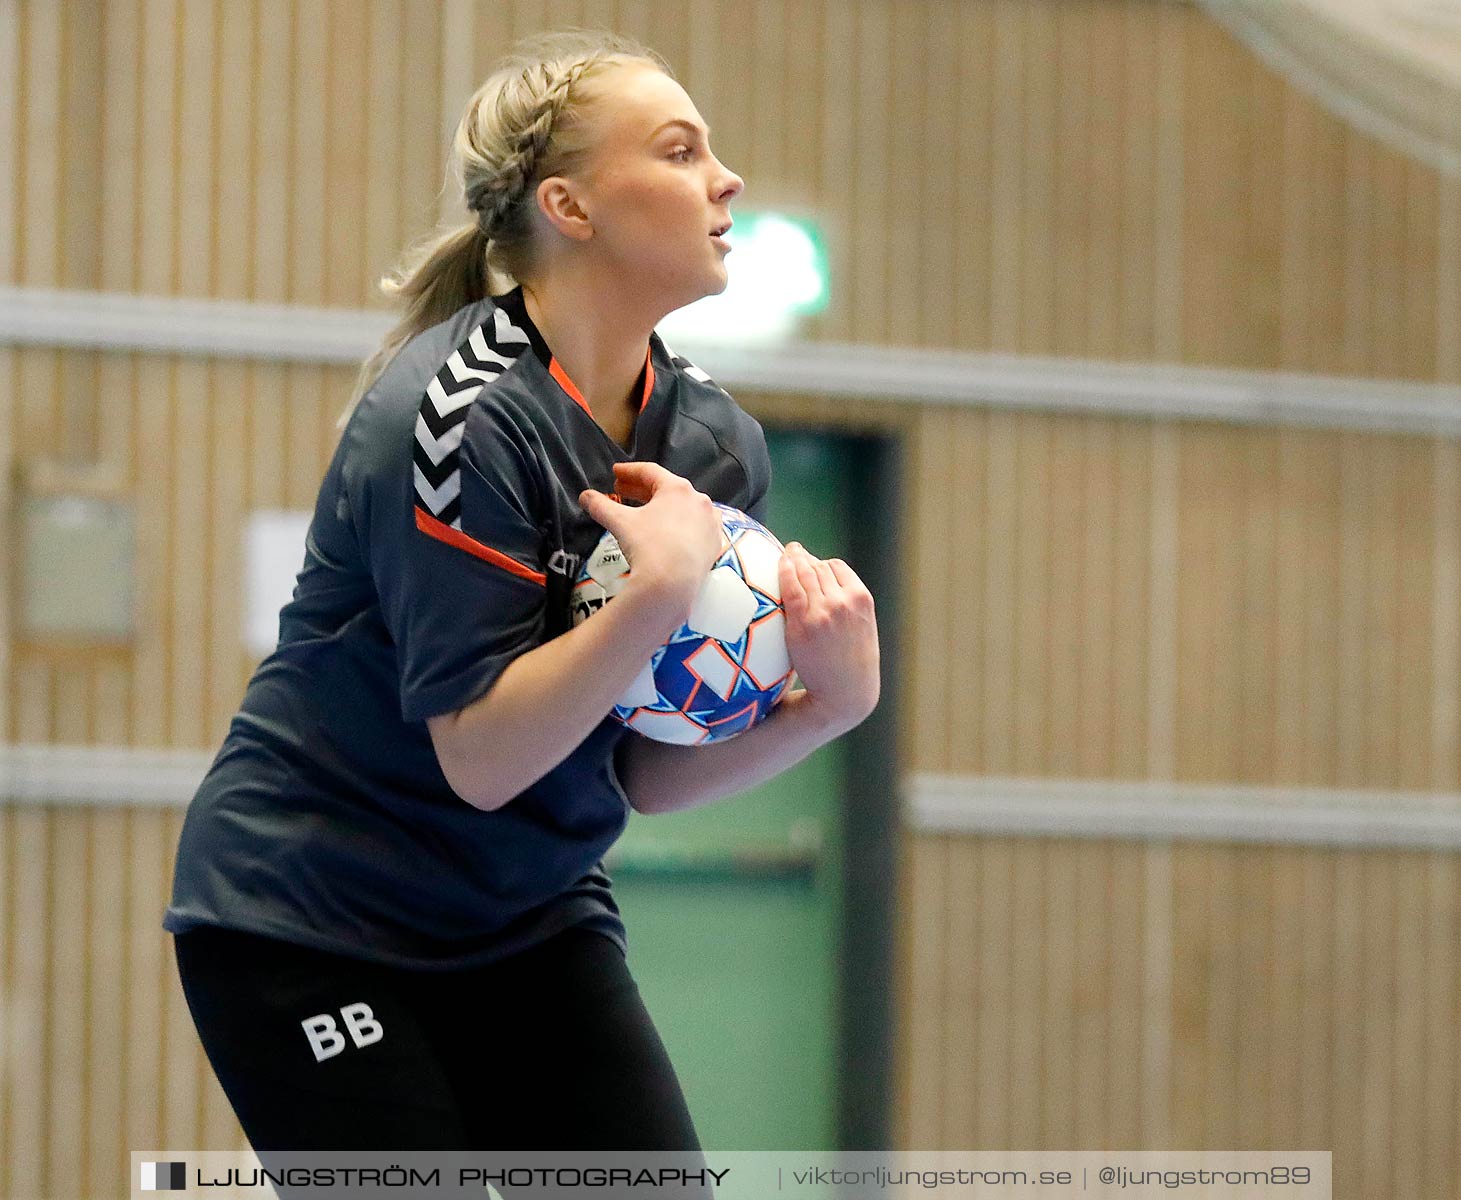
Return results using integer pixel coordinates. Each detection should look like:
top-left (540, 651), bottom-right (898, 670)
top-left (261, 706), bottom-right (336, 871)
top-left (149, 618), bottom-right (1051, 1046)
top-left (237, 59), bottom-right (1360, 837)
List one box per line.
top-left (85, 807), bottom-right (128, 1197)
top-left (883, 404), bottom-right (1164, 784)
top-left (4, 2), bottom-right (1461, 1198)
top-left (5, 0), bottom-right (1454, 380)
top-left (901, 837), bottom-right (1461, 1199)
top-left (5, 808), bottom-right (47, 1199)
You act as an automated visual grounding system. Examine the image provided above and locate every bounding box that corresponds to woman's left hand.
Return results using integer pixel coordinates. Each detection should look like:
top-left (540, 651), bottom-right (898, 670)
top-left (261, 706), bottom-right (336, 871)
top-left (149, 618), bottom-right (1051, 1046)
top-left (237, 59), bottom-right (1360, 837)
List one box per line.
top-left (777, 541), bottom-right (880, 733)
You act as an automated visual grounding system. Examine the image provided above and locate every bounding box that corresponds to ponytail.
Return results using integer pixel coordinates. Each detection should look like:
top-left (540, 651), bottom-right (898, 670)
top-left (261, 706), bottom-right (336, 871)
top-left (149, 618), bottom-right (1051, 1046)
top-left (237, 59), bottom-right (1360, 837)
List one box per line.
top-left (336, 222), bottom-right (491, 429)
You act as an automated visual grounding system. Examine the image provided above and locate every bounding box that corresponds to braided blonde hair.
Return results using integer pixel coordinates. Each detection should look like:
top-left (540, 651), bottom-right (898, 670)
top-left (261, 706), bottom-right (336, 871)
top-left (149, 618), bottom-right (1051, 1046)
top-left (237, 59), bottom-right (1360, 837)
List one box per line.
top-left (338, 30), bottom-right (670, 428)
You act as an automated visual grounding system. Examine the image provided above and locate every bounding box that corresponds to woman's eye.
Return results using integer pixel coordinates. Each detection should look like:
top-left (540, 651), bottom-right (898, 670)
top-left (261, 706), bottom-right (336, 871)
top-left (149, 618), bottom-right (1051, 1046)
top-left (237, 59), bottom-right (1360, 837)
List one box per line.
top-left (670, 146), bottom-right (694, 162)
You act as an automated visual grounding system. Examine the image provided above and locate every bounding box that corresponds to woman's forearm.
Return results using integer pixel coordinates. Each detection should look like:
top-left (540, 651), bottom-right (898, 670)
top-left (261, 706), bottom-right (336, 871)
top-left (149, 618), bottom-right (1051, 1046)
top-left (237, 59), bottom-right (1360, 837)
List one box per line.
top-left (429, 464), bottom-right (731, 810)
top-left (617, 688), bottom-right (850, 815)
top-left (429, 580), bottom-right (689, 811)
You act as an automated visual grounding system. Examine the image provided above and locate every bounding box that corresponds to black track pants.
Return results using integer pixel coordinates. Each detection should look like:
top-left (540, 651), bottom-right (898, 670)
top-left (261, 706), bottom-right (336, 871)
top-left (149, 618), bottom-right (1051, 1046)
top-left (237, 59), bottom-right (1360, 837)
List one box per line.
top-left (173, 923), bottom-right (706, 1161)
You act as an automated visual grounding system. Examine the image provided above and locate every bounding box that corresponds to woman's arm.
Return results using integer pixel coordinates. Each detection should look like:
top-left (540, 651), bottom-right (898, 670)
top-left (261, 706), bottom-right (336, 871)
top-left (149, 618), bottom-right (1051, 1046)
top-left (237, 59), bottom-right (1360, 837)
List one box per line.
top-left (428, 462), bottom-right (723, 811)
top-left (619, 688), bottom-right (844, 814)
top-left (621, 539), bottom-right (881, 815)
top-left (429, 576), bottom-right (691, 810)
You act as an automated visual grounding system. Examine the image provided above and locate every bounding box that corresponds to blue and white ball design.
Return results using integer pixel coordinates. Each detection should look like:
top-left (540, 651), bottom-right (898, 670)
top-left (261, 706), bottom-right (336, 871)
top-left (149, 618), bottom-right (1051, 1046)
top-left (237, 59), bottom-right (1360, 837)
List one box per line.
top-left (570, 504), bottom-right (796, 744)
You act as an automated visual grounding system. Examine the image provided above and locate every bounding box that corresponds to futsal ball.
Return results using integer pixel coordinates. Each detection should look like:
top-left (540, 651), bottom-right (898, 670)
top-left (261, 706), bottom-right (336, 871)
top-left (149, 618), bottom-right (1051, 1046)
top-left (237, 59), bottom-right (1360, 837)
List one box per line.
top-left (571, 504), bottom-right (797, 744)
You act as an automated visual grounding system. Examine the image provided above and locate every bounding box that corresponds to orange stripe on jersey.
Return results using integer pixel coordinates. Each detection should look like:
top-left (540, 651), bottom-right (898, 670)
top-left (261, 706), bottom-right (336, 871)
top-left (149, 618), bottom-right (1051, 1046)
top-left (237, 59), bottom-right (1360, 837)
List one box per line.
top-left (549, 348), bottom-right (657, 418)
top-left (640, 352), bottom-right (655, 412)
top-left (414, 508), bottom-right (546, 586)
top-left (548, 357), bottom-right (592, 418)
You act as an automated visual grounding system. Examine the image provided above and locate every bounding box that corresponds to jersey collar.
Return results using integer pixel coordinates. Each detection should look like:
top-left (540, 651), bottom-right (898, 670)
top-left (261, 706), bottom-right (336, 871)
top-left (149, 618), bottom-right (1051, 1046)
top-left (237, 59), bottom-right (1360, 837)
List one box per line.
top-left (491, 286), bottom-right (656, 420)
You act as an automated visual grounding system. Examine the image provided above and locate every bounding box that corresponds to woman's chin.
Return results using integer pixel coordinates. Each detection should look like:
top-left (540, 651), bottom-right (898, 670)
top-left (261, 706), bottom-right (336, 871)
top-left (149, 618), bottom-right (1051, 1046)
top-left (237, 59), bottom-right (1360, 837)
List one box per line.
top-left (660, 281), bottom-right (725, 317)
top-left (644, 264), bottom-right (731, 322)
top-left (695, 264), bottom-right (731, 301)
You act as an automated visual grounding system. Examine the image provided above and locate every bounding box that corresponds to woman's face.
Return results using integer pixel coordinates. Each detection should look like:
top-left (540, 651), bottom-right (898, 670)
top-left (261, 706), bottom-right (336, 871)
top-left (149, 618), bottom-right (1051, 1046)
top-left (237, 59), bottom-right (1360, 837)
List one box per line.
top-left (567, 65), bottom-right (744, 313)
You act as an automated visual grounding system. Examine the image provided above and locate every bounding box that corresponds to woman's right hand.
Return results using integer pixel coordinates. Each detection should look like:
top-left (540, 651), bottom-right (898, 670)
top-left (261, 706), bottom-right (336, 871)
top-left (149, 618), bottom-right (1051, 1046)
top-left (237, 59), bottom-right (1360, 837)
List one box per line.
top-left (436, 464), bottom-right (727, 812)
top-left (579, 462), bottom-right (724, 622)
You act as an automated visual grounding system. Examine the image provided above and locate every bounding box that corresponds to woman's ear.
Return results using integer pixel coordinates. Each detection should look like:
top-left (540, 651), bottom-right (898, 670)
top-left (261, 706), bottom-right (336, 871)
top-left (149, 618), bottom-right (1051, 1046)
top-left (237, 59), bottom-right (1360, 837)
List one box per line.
top-left (535, 176), bottom-right (594, 242)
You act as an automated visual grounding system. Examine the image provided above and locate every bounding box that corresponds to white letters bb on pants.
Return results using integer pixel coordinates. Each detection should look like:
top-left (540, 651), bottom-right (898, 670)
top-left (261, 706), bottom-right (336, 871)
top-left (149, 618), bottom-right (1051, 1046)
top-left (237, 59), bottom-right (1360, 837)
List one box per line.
top-left (340, 1001), bottom-right (383, 1049)
top-left (301, 1013), bottom-right (345, 1062)
top-left (302, 1003), bottom-right (383, 1062)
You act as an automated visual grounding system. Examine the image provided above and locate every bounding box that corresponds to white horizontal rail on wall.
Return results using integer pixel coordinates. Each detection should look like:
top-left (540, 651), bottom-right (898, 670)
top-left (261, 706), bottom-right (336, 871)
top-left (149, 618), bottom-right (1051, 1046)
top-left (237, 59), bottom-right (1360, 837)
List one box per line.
top-left (3, 285), bottom-right (1461, 436)
top-left (8, 744), bottom-right (1461, 850)
top-left (0, 285), bottom-right (393, 364)
top-left (908, 772), bottom-right (1461, 851)
top-left (0, 743), bottom-right (213, 807)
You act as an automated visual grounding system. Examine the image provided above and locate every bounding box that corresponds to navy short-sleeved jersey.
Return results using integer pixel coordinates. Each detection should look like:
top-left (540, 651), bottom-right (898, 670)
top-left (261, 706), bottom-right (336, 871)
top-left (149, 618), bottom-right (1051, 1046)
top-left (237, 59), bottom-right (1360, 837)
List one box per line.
top-left (163, 287), bottom-right (772, 969)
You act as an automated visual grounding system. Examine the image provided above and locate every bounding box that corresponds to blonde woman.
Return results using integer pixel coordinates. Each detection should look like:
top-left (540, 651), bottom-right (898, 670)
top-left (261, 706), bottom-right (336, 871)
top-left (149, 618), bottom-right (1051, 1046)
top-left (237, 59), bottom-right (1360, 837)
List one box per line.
top-left (165, 31), bottom-right (880, 1154)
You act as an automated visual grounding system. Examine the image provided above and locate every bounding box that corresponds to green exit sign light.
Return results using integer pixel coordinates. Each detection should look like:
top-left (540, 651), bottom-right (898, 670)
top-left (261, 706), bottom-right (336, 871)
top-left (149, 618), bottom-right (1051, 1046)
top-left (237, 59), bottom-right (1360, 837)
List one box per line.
top-left (658, 211), bottom-right (829, 344)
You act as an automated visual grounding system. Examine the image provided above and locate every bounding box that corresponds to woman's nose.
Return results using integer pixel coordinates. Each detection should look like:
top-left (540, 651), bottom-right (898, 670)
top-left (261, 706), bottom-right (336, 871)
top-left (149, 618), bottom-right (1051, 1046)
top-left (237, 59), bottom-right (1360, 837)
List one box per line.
top-left (714, 164), bottom-right (744, 203)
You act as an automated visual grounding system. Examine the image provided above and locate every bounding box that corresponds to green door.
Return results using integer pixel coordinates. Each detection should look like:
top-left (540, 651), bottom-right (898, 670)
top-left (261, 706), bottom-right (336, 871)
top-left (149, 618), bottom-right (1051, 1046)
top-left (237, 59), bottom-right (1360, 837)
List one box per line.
top-left (607, 429), bottom-right (857, 1152)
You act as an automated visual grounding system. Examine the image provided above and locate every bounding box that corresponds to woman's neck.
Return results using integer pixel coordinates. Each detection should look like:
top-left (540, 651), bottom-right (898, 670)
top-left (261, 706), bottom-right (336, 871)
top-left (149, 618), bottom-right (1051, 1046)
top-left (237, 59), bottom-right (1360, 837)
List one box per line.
top-left (521, 272), bottom-right (658, 432)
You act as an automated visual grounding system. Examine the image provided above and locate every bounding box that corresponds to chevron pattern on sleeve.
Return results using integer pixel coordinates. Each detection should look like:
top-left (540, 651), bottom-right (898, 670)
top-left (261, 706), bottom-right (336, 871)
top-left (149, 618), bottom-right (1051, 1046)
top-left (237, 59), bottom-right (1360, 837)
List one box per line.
top-left (412, 306), bottom-right (531, 531)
